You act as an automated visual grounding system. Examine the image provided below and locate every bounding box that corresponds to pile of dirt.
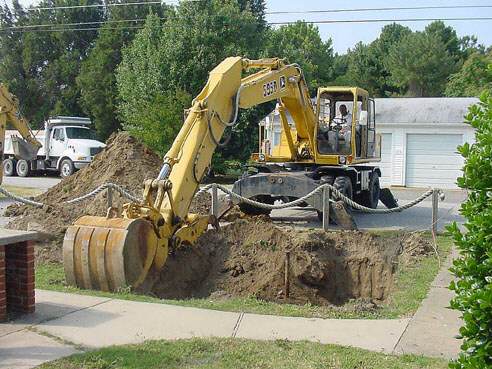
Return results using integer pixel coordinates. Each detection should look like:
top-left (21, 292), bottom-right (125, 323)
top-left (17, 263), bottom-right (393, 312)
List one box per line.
top-left (5, 132), bottom-right (212, 262)
top-left (149, 219), bottom-right (433, 306)
top-left (6, 132), bottom-right (161, 243)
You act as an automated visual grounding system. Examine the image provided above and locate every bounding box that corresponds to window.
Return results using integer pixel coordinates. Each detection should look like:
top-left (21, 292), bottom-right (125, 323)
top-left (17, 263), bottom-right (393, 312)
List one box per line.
top-left (65, 127), bottom-right (97, 140)
top-left (273, 131), bottom-right (281, 146)
top-left (53, 128), bottom-right (65, 141)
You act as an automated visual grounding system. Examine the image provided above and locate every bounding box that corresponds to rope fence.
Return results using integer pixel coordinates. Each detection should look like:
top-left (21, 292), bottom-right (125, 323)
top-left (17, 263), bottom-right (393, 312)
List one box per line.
top-left (0, 181), bottom-right (444, 234)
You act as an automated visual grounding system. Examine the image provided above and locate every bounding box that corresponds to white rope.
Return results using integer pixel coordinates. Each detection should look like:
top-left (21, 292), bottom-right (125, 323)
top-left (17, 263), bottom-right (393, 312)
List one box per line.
top-left (0, 187), bottom-right (44, 207)
top-left (0, 182), bottom-right (141, 207)
top-left (1, 181), bottom-right (435, 214)
top-left (198, 183), bottom-right (435, 213)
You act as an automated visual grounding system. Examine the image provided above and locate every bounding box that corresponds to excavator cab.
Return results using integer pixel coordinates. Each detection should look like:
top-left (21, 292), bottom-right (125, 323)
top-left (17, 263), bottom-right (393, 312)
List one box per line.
top-left (314, 86), bottom-right (380, 165)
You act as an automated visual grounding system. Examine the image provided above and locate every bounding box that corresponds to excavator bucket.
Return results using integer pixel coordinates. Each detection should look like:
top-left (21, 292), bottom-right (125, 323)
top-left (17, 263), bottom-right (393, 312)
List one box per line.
top-left (63, 216), bottom-right (158, 292)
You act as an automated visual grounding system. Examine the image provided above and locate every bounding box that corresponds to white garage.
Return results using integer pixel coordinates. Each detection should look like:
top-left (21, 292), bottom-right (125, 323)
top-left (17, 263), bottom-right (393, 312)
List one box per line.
top-left (375, 97), bottom-right (477, 189)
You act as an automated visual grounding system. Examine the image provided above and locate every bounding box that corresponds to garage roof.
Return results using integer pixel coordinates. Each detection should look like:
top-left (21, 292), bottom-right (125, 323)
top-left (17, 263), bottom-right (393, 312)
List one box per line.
top-left (375, 97), bottom-right (479, 124)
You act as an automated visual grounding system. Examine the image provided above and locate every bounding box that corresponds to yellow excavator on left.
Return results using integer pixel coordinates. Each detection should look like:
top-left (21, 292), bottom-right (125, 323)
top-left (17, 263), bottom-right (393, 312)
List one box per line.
top-left (0, 84), bottom-right (42, 185)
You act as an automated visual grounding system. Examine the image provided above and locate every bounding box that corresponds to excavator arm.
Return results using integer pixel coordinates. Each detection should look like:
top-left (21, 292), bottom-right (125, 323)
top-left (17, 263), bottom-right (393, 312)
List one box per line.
top-left (0, 84), bottom-right (42, 185)
top-left (64, 57), bottom-right (317, 292)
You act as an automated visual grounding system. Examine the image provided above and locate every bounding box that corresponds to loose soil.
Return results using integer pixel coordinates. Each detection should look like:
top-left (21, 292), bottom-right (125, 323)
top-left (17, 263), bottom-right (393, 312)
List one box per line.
top-left (4, 132), bottom-right (211, 262)
top-left (149, 219), bottom-right (432, 306)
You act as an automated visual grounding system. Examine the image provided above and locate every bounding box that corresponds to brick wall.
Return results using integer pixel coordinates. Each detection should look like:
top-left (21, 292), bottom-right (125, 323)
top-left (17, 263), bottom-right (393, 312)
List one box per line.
top-left (0, 241), bottom-right (35, 322)
top-left (0, 245), bottom-right (5, 322)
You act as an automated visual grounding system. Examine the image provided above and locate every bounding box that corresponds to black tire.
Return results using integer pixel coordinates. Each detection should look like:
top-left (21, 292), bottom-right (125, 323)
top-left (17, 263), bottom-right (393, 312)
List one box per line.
top-left (16, 159), bottom-right (30, 177)
top-left (60, 158), bottom-right (75, 178)
top-left (239, 195), bottom-right (274, 216)
top-left (358, 172), bottom-right (381, 209)
top-left (317, 176), bottom-right (353, 222)
top-left (3, 158), bottom-right (16, 176)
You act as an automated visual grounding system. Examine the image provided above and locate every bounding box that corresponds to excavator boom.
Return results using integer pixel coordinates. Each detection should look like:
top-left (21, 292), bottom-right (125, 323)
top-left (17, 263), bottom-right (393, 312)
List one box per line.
top-left (0, 84), bottom-right (42, 185)
top-left (64, 56), bottom-right (317, 291)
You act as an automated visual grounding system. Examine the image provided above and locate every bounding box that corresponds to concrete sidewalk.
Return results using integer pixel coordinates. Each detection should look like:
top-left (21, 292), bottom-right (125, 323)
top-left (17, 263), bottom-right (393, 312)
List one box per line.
top-left (394, 248), bottom-right (462, 359)
top-left (0, 290), bottom-right (409, 368)
top-left (0, 247), bottom-right (463, 368)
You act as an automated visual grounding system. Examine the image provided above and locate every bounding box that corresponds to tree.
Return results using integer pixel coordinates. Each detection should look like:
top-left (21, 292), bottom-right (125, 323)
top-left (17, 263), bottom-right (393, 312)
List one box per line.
top-left (447, 81), bottom-right (492, 368)
top-left (116, 14), bottom-right (168, 137)
top-left (341, 23), bottom-right (411, 96)
top-left (134, 90), bottom-right (192, 155)
top-left (0, 0), bottom-right (104, 127)
top-left (77, 1), bottom-right (166, 140)
top-left (425, 21), bottom-right (461, 64)
top-left (117, 1), bottom-right (268, 160)
top-left (445, 52), bottom-right (492, 97)
top-left (264, 21), bottom-right (334, 90)
top-left (386, 32), bottom-right (455, 96)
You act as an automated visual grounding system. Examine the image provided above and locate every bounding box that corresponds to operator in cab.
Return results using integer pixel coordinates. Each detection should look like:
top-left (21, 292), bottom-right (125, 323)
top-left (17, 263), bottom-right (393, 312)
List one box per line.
top-left (335, 104), bottom-right (352, 134)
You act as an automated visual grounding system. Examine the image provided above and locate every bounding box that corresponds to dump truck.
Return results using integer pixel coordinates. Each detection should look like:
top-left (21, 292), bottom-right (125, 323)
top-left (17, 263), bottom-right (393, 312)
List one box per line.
top-left (56, 57), bottom-right (397, 293)
top-left (0, 83), bottom-right (42, 185)
top-left (3, 116), bottom-right (105, 178)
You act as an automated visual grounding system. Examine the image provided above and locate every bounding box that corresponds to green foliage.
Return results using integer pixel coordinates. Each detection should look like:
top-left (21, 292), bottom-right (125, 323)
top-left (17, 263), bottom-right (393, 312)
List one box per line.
top-left (116, 2), bottom-right (268, 163)
top-left (130, 89), bottom-right (192, 156)
top-left (0, 0), bottom-right (105, 127)
top-left (386, 31), bottom-right (455, 96)
top-left (77, 1), bottom-right (165, 140)
top-left (445, 52), bottom-right (492, 97)
top-left (447, 87), bottom-right (492, 368)
top-left (342, 23), bottom-right (411, 97)
top-left (264, 21), bottom-right (334, 90)
top-left (425, 21), bottom-right (462, 63)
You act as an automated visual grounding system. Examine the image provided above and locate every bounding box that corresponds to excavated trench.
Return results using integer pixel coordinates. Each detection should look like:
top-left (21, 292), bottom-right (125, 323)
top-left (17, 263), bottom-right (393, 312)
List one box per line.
top-left (146, 219), bottom-right (432, 306)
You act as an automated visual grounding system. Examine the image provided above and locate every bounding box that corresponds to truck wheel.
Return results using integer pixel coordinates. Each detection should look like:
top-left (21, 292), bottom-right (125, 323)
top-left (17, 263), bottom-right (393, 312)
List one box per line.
top-left (16, 159), bottom-right (30, 177)
top-left (60, 159), bottom-right (75, 178)
top-left (3, 158), bottom-right (16, 176)
top-left (239, 195), bottom-right (273, 216)
top-left (358, 172), bottom-right (381, 209)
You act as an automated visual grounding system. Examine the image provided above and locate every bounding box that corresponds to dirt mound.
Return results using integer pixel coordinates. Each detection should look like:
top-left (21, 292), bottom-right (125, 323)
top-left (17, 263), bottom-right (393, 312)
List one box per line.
top-left (149, 220), bottom-right (433, 306)
top-left (6, 132), bottom-right (161, 242)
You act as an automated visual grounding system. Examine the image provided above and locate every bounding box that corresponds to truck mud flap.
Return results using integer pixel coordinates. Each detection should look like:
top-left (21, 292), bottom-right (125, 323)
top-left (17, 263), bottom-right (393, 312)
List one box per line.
top-left (379, 188), bottom-right (398, 209)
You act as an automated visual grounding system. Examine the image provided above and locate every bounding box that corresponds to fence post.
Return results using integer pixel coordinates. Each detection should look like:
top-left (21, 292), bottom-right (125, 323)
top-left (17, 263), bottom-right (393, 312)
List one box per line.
top-left (432, 189), bottom-right (439, 237)
top-left (211, 184), bottom-right (218, 218)
top-left (107, 186), bottom-right (113, 209)
top-left (322, 186), bottom-right (330, 231)
top-left (284, 251), bottom-right (290, 299)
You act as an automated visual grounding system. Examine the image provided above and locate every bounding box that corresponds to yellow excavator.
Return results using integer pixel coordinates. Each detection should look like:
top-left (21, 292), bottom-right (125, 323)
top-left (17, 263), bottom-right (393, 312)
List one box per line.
top-left (62, 56), bottom-right (396, 292)
top-left (0, 84), bottom-right (42, 185)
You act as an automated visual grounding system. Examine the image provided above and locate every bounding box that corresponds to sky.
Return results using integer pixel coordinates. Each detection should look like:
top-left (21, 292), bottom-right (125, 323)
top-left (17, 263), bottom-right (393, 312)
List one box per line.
top-left (3, 0), bottom-right (492, 54)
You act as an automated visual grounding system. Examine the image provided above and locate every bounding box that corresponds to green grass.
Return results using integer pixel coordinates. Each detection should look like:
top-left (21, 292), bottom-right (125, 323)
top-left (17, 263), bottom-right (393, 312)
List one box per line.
top-left (36, 234), bottom-right (453, 320)
top-left (0, 184), bottom-right (43, 198)
top-left (39, 338), bottom-right (448, 369)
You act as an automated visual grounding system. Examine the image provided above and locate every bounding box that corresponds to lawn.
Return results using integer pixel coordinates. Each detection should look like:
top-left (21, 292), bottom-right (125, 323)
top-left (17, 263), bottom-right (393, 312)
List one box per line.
top-left (39, 338), bottom-right (448, 369)
top-left (0, 184), bottom-right (43, 198)
top-left (35, 233), bottom-right (454, 320)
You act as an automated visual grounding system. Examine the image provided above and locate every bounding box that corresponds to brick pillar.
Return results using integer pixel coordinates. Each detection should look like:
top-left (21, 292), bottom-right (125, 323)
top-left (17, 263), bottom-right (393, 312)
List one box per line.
top-left (0, 245), bottom-right (5, 322)
top-left (5, 241), bottom-right (35, 315)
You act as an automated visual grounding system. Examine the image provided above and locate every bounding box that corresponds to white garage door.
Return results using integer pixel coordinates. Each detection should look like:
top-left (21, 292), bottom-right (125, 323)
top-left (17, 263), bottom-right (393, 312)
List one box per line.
top-left (406, 134), bottom-right (463, 189)
top-left (379, 133), bottom-right (392, 186)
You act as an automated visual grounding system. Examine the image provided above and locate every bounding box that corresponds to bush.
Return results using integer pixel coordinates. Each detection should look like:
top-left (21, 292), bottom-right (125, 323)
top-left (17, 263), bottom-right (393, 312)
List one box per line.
top-left (447, 88), bottom-right (492, 368)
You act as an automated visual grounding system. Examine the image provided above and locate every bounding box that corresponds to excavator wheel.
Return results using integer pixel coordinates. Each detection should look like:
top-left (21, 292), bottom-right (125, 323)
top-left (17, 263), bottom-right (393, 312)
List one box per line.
top-left (63, 216), bottom-right (159, 292)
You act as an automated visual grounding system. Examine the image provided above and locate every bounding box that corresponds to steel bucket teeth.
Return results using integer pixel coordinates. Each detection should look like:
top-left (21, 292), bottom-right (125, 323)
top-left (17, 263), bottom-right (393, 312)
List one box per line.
top-left (63, 216), bottom-right (158, 292)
